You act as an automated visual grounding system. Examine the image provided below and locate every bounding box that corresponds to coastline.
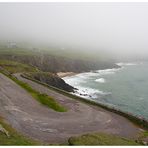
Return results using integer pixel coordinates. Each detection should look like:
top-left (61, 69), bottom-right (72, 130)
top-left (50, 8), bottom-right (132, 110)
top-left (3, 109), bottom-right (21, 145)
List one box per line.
top-left (57, 63), bottom-right (121, 78)
top-left (59, 62), bottom-right (148, 122)
top-left (57, 72), bottom-right (78, 78)
top-left (61, 66), bottom-right (122, 99)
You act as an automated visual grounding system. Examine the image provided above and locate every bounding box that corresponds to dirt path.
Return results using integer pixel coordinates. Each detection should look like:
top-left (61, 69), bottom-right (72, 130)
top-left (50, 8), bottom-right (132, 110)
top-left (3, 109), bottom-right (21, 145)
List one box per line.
top-left (0, 73), bottom-right (142, 144)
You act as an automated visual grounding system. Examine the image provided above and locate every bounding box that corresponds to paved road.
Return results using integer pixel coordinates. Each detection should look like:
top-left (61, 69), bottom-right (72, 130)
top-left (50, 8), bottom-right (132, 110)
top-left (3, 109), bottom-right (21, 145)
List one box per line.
top-left (0, 73), bottom-right (142, 144)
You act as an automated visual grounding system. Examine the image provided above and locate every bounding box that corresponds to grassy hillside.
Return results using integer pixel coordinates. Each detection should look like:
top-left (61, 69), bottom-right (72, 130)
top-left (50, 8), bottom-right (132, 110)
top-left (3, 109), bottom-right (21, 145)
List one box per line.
top-left (0, 47), bottom-right (38, 56)
top-left (0, 60), bottom-right (38, 74)
top-left (0, 47), bottom-right (118, 73)
top-left (0, 45), bottom-right (114, 62)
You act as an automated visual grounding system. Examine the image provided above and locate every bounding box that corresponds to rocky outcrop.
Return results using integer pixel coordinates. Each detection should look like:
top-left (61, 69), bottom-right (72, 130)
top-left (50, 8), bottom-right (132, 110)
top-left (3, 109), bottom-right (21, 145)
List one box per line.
top-left (25, 72), bottom-right (75, 92)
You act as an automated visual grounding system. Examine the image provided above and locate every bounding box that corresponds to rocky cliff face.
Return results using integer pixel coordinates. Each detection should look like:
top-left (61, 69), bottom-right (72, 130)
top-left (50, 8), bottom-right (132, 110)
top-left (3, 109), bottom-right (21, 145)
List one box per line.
top-left (25, 72), bottom-right (75, 92)
top-left (0, 54), bottom-right (119, 73)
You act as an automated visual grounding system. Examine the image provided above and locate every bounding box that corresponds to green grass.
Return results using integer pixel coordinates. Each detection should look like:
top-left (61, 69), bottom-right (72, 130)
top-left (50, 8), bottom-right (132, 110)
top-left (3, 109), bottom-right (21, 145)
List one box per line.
top-left (137, 131), bottom-right (148, 143)
top-left (143, 131), bottom-right (148, 137)
top-left (0, 117), bottom-right (40, 145)
top-left (0, 46), bottom-right (112, 62)
top-left (68, 132), bottom-right (140, 146)
top-left (0, 60), bottom-right (38, 74)
top-left (0, 48), bottom-right (38, 56)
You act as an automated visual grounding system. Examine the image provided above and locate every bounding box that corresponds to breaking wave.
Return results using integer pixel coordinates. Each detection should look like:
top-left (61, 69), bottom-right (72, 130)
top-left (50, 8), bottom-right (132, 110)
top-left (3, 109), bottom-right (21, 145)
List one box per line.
top-left (95, 78), bottom-right (106, 83)
top-left (72, 86), bottom-right (111, 99)
top-left (96, 68), bottom-right (121, 75)
top-left (116, 62), bottom-right (142, 67)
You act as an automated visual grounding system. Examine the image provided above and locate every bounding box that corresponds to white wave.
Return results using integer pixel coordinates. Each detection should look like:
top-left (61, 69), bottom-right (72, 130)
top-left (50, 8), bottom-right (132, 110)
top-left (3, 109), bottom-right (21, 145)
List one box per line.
top-left (72, 85), bottom-right (111, 99)
top-left (95, 78), bottom-right (106, 83)
top-left (64, 67), bottom-right (122, 82)
top-left (116, 62), bottom-right (138, 66)
top-left (96, 68), bottom-right (121, 76)
top-left (63, 72), bottom-right (100, 82)
top-left (77, 72), bottom-right (100, 79)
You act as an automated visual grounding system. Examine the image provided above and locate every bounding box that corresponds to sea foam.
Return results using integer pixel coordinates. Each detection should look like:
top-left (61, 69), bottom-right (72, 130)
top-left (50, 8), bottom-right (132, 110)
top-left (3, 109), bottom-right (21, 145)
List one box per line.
top-left (116, 62), bottom-right (138, 66)
top-left (96, 68), bottom-right (120, 76)
top-left (73, 86), bottom-right (111, 99)
top-left (95, 78), bottom-right (106, 83)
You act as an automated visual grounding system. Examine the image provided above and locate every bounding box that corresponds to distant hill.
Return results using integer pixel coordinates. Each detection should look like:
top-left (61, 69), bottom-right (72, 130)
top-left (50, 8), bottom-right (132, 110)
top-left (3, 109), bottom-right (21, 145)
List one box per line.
top-left (0, 47), bottom-right (119, 73)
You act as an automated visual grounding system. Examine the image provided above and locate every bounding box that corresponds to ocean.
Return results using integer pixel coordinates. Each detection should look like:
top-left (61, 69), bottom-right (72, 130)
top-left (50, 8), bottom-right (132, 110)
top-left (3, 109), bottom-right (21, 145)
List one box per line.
top-left (63, 61), bottom-right (148, 119)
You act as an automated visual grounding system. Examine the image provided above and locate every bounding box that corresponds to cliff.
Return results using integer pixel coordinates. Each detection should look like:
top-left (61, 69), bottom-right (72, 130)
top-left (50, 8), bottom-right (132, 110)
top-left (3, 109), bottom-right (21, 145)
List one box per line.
top-left (24, 72), bottom-right (75, 92)
top-left (0, 53), bottom-right (119, 73)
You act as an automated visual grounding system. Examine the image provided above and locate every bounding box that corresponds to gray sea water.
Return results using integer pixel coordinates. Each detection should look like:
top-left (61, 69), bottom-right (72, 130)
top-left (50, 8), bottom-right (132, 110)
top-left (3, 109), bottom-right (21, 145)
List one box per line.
top-left (63, 61), bottom-right (148, 119)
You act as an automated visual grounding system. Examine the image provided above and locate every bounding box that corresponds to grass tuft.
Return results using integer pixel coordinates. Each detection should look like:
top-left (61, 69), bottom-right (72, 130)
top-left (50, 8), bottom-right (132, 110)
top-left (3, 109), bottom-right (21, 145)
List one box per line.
top-left (68, 132), bottom-right (140, 146)
top-left (0, 117), bottom-right (40, 145)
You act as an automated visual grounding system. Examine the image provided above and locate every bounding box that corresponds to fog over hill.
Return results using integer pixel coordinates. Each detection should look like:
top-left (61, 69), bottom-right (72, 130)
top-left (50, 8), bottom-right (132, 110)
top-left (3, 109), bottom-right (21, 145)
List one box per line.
top-left (0, 3), bottom-right (148, 60)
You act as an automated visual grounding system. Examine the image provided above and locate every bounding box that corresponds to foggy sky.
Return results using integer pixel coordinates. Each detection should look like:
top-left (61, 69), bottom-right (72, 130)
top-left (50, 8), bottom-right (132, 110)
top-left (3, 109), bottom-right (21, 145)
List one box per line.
top-left (0, 2), bottom-right (148, 58)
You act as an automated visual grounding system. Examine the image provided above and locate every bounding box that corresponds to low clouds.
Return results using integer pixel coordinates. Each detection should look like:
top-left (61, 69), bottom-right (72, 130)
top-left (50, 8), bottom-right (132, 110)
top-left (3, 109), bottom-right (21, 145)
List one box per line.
top-left (0, 2), bottom-right (148, 58)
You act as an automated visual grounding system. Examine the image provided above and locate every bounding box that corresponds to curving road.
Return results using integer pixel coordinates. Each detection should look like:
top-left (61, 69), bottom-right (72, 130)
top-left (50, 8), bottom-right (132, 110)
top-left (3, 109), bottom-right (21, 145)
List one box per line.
top-left (0, 73), bottom-right (143, 144)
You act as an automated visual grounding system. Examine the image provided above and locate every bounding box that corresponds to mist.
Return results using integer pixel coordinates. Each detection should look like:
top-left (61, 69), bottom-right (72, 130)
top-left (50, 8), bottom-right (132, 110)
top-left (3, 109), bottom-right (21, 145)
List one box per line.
top-left (0, 2), bottom-right (148, 60)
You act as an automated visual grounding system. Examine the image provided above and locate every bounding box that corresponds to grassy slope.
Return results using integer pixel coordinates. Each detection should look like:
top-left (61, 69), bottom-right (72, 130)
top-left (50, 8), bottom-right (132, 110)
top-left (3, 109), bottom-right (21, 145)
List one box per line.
top-left (0, 117), bottom-right (40, 145)
top-left (0, 47), bottom-right (118, 73)
top-left (68, 132), bottom-right (140, 146)
top-left (0, 48), bottom-right (37, 56)
top-left (0, 60), bottom-right (38, 74)
top-left (0, 47), bottom-right (113, 62)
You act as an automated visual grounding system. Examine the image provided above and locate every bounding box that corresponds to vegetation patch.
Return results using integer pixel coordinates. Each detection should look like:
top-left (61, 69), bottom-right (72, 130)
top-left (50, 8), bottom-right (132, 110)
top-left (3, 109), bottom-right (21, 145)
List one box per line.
top-left (0, 47), bottom-right (38, 56)
top-left (0, 117), bottom-right (40, 145)
top-left (0, 60), bottom-right (38, 74)
top-left (68, 132), bottom-right (140, 146)
top-left (136, 131), bottom-right (148, 145)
